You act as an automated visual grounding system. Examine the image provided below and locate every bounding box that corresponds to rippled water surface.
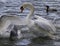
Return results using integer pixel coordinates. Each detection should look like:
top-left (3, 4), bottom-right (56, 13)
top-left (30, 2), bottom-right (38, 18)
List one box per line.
top-left (0, 0), bottom-right (60, 46)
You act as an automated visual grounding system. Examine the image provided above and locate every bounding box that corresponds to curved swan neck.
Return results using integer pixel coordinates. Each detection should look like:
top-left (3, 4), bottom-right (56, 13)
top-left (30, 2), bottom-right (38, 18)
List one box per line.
top-left (22, 3), bottom-right (34, 22)
top-left (26, 4), bottom-right (34, 20)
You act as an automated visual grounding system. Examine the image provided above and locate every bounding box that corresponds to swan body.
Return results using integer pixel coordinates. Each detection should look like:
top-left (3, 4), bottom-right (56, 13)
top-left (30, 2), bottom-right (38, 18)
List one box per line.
top-left (20, 3), bottom-right (56, 39)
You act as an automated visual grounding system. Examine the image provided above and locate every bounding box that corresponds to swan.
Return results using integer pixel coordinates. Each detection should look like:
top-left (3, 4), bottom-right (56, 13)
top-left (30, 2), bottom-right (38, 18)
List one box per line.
top-left (20, 3), bottom-right (57, 39)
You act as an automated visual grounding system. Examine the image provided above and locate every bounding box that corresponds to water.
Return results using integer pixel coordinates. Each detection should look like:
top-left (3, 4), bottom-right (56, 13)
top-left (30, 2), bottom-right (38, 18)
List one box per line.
top-left (0, 0), bottom-right (60, 46)
top-left (0, 38), bottom-right (31, 46)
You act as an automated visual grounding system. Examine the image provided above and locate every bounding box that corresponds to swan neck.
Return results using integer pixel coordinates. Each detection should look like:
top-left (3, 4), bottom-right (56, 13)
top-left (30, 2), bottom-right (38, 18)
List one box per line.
top-left (25, 4), bottom-right (34, 23)
top-left (26, 4), bottom-right (34, 19)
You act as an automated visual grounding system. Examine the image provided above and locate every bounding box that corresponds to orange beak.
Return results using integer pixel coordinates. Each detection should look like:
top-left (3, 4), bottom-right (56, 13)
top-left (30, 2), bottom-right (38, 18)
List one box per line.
top-left (20, 6), bottom-right (24, 13)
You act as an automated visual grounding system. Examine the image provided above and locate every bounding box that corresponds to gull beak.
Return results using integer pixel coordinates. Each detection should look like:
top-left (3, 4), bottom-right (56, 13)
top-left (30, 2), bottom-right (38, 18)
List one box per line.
top-left (20, 6), bottom-right (24, 13)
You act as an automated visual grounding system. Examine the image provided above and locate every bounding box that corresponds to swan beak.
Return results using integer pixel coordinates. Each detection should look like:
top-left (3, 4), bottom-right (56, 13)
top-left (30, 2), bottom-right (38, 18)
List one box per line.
top-left (20, 6), bottom-right (24, 13)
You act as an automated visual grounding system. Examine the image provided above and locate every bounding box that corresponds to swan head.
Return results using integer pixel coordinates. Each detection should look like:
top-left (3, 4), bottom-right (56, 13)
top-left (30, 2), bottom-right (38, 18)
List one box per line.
top-left (20, 3), bottom-right (28, 13)
top-left (20, 3), bottom-right (34, 13)
top-left (20, 6), bottom-right (24, 13)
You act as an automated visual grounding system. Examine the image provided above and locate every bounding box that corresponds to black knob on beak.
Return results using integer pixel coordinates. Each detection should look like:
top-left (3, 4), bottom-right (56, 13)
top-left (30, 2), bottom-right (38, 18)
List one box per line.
top-left (20, 6), bottom-right (24, 13)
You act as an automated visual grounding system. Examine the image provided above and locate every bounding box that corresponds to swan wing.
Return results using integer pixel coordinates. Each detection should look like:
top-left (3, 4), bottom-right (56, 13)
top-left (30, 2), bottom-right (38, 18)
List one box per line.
top-left (35, 21), bottom-right (56, 34)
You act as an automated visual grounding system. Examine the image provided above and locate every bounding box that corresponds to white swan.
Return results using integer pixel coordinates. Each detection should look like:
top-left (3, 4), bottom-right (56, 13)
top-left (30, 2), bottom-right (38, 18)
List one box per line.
top-left (20, 3), bottom-right (57, 39)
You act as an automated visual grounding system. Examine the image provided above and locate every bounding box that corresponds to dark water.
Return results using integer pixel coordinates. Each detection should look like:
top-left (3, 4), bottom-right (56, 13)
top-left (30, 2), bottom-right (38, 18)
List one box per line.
top-left (0, 0), bottom-right (60, 46)
top-left (0, 37), bottom-right (58, 46)
top-left (0, 38), bottom-right (31, 46)
top-left (0, 37), bottom-right (55, 46)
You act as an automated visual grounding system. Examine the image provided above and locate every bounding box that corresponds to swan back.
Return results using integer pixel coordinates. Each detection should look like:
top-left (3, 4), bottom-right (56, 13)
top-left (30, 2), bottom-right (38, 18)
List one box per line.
top-left (35, 15), bottom-right (56, 34)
